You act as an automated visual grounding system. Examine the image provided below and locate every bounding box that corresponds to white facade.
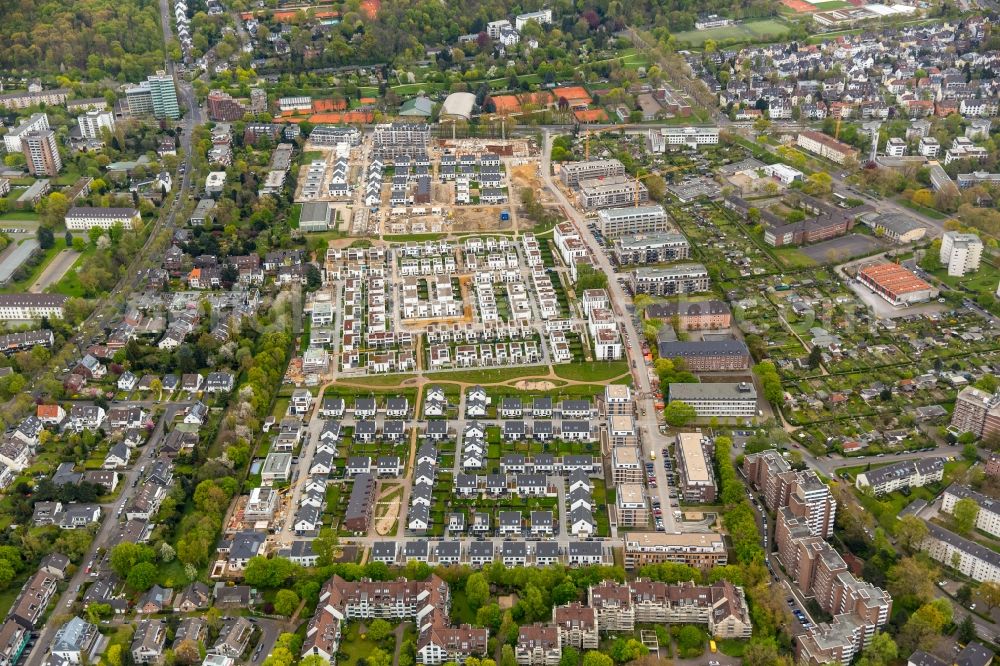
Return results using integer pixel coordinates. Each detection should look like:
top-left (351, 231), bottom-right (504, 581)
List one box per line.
top-left (649, 126), bottom-right (720, 151)
top-left (940, 231), bottom-right (983, 277)
top-left (0, 294), bottom-right (67, 320)
top-left (515, 9), bottom-right (552, 30)
top-left (77, 110), bottom-right (115, 139)
top-left (65, 207), bottom-right (141, 231)
top-left (884, 138), bottom-right (906, 157)
top-left (3, 112), bottom-right (49, 153)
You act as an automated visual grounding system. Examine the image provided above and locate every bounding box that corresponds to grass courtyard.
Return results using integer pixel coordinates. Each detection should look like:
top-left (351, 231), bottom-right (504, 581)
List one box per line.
top-left (671, 19), bottom-right (791, 48)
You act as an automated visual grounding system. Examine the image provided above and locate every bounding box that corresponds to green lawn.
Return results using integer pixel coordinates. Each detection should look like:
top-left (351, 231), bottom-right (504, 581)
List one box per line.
top-left (0, 238), bottom-right (67, 294)
top-left (717, 639), bottom-right (748, 657)
top-left (773, 246), bottom-right (819, 269)
top-left (553, 361), bottom-right (629, 382)
top-left (896, 198), bottom-right (949, 220)
top-left (843, 459), bottom-right (972, 533)
top-left (672, 18), bottom-right (791, 48)
top-left (339, 622), bottom-right (384, 666)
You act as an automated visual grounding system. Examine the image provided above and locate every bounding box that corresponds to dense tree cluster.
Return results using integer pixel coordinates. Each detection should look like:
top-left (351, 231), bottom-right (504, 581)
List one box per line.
top-left (0, 0), bottom-right (165, 79)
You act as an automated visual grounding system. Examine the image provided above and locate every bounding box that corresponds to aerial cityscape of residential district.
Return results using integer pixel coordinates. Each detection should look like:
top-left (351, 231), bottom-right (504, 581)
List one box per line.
top-left (5, 1), bottom-right (1000, 666)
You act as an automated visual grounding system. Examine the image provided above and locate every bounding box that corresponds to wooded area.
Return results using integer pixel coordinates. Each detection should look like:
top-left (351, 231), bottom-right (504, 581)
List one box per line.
top-left (0, 0), bottom-right (164, 80)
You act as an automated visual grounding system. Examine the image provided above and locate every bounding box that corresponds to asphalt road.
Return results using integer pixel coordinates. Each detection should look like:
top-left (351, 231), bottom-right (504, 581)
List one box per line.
top-left (540, 130), bottom-right (682, 534)
top-left (23, 403), bottom-right (190, 666)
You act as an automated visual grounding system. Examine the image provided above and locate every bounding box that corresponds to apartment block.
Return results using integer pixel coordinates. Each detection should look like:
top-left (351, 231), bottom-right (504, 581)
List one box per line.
top-left (942, 484), bottom-right (1000, 539)
top-left (596, 205), bottom-right (670, 238)
top-left (854, 457), bottom-right (944, 496)
top-left (675, 432), bottom-right (716, 503)
top-left (644, 301), bottom-right (731, 330)
top-left (612, 232), bottom-right (690, 265)
top-left (22, 130), bottom-right (62, 177)
top-left (744, 450), bottom-right (836, 538)
top-left (615, 484), bottom-right (648, 527)
top-left (551, 604), bottom-right (598, 650)
top-left (577, 176), bottom-right (648, 209)
top-left (940, 230), bottom-right (983, 277)
top-left (667, 382), bottom-right (757, 418)
top-left (630, 264), bottom-right (710, 296)
top-left (587, 579), bottom-right (751, 638)
top-left (921, 521), bottom-right (1000, 582)
top-left (559, 159), bottom-right (625, 187)
top-left (622, 532), bottom-right (728, 569)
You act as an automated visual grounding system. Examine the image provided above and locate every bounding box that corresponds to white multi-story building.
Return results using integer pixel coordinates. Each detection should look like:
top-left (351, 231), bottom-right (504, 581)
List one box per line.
top-left (3, 112), bottom-right (49, 153)
top-left (942, 484), bottom-right (1000, 538)
top-left (884, 138), bottom-right (906, 157)
top-left (64, 207), bottom-right (141, 231)
top-left (514, 9), bottom-right (552, 30)
top-left (649, 126), bottom-right (720, 151)
top-left (0, 293), bottom-right (68, 320)
top-left (940, 230), bottom-right (983, 277)
top-left (918, 136), bottom-right (940, 157)
top-left (596, 205), bottom-right (669, 238)
top-left (854, 457), bottom-right (944, 496)
top-left (667, 382), bottom-right (757, 418)
top-left (922, 521), bottom-right (1000, 582)
top-left (77, 109), bottom-right (115, 140)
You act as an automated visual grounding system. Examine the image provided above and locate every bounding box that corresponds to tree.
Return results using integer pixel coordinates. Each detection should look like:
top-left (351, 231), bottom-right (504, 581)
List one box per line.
top-left (608, 638), bottom-right (647, 663)
top-left (126, 562), bottom-right (158, 591)
top-left (953, 498), bottom-right (980, 535)
top-left (807, 345), bottom-right (822, 369)
top-left (312, 528), bottom-right (340, 566)
top-left (174, 639), bottom-right (201, 665)
top-left (899, 599), bottom-right (952, 653)
top-left (475, 603), bottom-right (502, 631)
top-left (676, 625), bottom-right (705, 657)
top-left (466, 572), bottom-right (490, 610)
top-left (37, 226), bottom-right (55, 249)
top-left (888, 557), bottom-right (936, 605)
top-left (581, 652), bottom-right (613, 666)
top-left (110, 542), bottom-right (154, 578)
top-left (803, 172), bottom-right (833, 196)
top-left (957, 614), bottom-right (977, 644)
top-left (979, 581), bottom-right (1000, 610)
top-left (664, 400), bottom-right (696, 426)
top-left (559, 647), bottom-right (580, 666)
top-left (856, 632), bottom-right (897, 666)
top-left (895, 515), bottom-right (929, 553)
top-left (367, 618), bottom-right (394, 641)
top-left (963, 442), bottom-right (979, 462)
top-left (106, 645), bottom-right (123, 666)
top-left (274, 589), bottom-right (300, 616)
top-left (743, 640), bottom-right (790, 666)
top-left (500, 645), bottom-right (517, 666)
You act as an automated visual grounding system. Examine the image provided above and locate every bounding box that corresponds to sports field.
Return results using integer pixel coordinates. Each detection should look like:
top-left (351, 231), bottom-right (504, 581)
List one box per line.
top-left (672, 19), bottom-right (791, 48)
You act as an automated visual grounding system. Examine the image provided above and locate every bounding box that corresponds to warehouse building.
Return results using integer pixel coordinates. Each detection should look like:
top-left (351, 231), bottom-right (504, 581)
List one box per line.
top-left (856, 262), bottom-right (938, 307)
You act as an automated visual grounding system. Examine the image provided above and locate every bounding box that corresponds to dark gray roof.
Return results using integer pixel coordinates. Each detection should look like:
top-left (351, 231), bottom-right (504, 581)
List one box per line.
top-left (373, 541), bottom-right (397, 558)
top-left (926, 521), bottom-right (1000, 568)
top-left (657, 339), bottom-right (750, 359)
top-left (862, 457), bottom-right (944, 486)
top-left (536, 542), bottom-right (561, 557)
top-left (469, 541), bottom-right (494, 557)
top-left (645, 300), bottom-right (730, 319)
top-left (568, 541), bottom-right (603, 556)
top-left (437, 541), bottom-right (461, 557)
top-left (502, 541), bottom-right (527, 557)
top-left (405, 540), bottom-right (429, 557)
